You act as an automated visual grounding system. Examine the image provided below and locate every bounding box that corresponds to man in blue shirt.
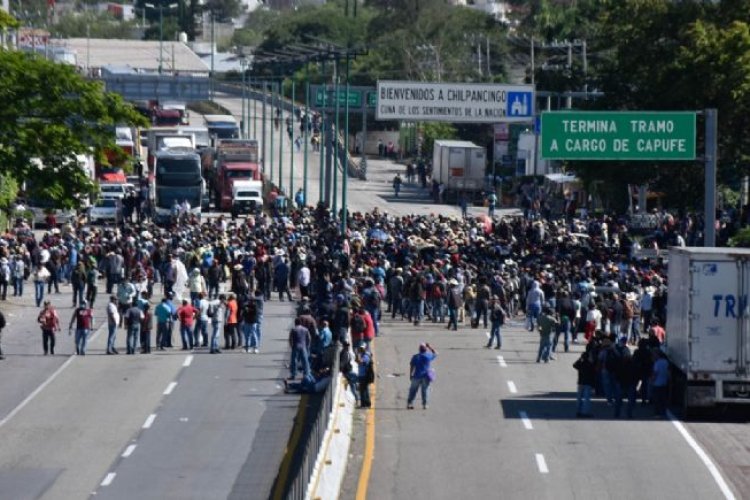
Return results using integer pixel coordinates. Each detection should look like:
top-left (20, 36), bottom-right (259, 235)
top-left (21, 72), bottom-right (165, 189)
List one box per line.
top-left (407, 343), bottom-right (438, 410)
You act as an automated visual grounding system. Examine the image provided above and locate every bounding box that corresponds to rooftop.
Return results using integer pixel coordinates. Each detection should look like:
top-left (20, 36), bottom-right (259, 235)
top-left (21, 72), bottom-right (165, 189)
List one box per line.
top-left (59, 38), bottom-right (209, 73)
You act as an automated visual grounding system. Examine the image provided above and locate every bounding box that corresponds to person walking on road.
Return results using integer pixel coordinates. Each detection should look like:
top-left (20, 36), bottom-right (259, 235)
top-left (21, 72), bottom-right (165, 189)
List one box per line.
top-left (37, 300), bottom-right (60, 355)
top-left (68, 300), bottom-right (94, 356)
top-left (651, 350), bottom-right (670, 418)
top-left (407, 343), bottom-right (437, 410)
top-left (392, 174), bottom-right (402, 198)
top-left (209, 294), bottom-right (226, 354)
top-left (526, 280), bottom-right (545, 332)
top-left (486, 296), bottom-right (507, 349)
top-left (536, 306), bottom-right (558, 363)
top-left (31, 263), bottom-right (50, 308)
top-left (141, 304), bottom-right (153, 353)
top-left (106, 295), bottom-right (120, 355)
top-left (154, 297), bottom-right (172, 351)
top-left (224, 293), bottom-right (239, 350)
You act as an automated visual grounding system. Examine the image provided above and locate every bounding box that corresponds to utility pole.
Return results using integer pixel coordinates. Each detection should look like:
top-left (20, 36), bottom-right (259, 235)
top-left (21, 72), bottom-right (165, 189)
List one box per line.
top-left (289, 79), bottom-right (295, 198)
top-left (705, 109), bottom-right (718, 247)
top-left (304, 80), bottom-right (309, 207)
top-left (530, 36), bottom-right (535, 85)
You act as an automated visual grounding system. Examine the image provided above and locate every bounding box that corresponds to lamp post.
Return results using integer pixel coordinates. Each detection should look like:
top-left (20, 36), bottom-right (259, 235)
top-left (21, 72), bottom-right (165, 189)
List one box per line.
top-left (144, 2), bottom-right (178, 75)
top-left (239, 56), bottom-right (247, 138)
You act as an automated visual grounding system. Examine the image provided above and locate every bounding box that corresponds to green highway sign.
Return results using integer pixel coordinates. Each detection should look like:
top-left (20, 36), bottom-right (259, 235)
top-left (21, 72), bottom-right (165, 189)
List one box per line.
top-left (541, 111), bottom-right (696, 160)
top-left (310, 85), bottom-right (376, 111)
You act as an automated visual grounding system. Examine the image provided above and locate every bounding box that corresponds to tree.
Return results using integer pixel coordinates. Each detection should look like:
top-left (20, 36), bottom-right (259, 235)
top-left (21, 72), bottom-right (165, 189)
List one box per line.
top-left (0, 8), bottom-right (20, 29)
top-left (51, 12), bottom-right (137, 39)
top-left (0, 51), bottom-right (148, 208)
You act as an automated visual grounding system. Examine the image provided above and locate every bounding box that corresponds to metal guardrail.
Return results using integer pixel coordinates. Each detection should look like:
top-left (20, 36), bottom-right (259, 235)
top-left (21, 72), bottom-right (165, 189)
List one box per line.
top-left (284, 348), bottom-right (340, 500)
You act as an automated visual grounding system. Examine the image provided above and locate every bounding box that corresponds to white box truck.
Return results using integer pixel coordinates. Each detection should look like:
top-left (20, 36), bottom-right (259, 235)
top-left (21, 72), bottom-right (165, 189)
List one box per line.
top-left (666, 247), bottom-right (750, 413)
top-left (431, 140), bottom-right (487, 202)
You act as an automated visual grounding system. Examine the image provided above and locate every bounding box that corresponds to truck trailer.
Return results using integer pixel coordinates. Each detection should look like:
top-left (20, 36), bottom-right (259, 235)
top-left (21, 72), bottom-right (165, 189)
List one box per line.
top-left (431, 140), bottom-right (487, 203)
top-left (666, 247), bottom-right (750, 414)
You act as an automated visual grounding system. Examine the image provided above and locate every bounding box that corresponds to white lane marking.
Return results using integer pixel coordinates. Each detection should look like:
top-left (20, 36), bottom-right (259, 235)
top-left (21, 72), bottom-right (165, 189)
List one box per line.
top-left (507, 381), bottom-right (518, 394)
top-left (535, 454), bottom-right (549, 474)
top-left (121, 444), bottom-right (137, 458)
top-left (100, 473), bottom-right (116, 486)
top-left (497, 355), bottom-right (507, 368)
top-left (142, 414), bottom-right (157, 429)
top-left (667, 411), bottom-right (737, 500)
top-left (163, 382), bottom-right (178, 395)
top-left (0, 322), bottom-right (107, 429)
top-left (183, 355), bottom-right (194, 367)
top-left (520, 411), bottom-right (533, 430)
top-left (485, 331), bottom-right (490, 339)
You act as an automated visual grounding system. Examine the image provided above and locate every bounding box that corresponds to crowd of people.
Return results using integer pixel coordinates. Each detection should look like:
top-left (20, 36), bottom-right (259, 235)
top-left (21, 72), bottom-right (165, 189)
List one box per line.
top-left (0, 196), bottom-right (681, 417)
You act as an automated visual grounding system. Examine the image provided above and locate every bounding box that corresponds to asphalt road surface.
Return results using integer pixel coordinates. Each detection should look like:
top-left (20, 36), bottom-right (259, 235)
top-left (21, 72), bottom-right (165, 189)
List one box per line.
top-left (362, 315), bottom-right (747, 500)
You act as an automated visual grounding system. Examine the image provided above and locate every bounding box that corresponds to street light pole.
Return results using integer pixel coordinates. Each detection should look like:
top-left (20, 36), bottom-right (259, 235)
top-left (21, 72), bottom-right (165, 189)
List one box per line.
top-left (304, 80), bottom-right (309, 207)
top-left (240, 58), bottom-right (246, 138)
top-left (145, 3), bottom-right (177, 75)
top-left (289, 79), bottom-right (295, 198)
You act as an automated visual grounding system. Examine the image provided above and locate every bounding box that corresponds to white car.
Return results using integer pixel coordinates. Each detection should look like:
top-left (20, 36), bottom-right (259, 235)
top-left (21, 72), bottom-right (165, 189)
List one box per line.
top-left (99, 183), bottom-right (135, 199)
top-left (88, 198), bottom-right (118, 224)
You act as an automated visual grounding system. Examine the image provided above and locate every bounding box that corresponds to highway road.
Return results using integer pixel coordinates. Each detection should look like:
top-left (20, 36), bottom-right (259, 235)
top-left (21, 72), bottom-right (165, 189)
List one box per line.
top-left (356, 315), bottom-right (748, 500)
top-left (0, 284), bottom-right (298, 499)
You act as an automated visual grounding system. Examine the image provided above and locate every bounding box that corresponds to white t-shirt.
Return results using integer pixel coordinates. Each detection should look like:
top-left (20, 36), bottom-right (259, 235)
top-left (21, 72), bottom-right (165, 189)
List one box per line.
top-left (586, 308), bottom-right (602, 330)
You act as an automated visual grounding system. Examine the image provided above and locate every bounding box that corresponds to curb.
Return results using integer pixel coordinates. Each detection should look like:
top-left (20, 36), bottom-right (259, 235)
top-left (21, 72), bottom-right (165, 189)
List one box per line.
top-left (305, 374), bottom-right (356, 500)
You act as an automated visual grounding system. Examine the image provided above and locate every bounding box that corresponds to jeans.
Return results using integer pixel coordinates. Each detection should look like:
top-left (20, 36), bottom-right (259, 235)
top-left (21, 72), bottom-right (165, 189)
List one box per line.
top-left (527, 303), bottom-right (541, 331)
top-left (140, 329), bottom-right (151, 352)
top-left (344, 372), bottom-right (359, 401)
top-left (42, 329), bottom-right (55, 355)
top-left (157, 322), bottom-right (170, 349)
top-left (248, 322), bottom-right (260, 349)
top-left (447, 306), bottom-right (458, 330)
top-left (410, 299), bottom-right (424, 323)
top-left (612, 381), bottom-right (636, 418)
top-left (34, 281), bottom-right (45, 307)
top-left (180, 324), bottom-right (194, 349)
top-left (242, 323), bottom-right (253, 351)
top-left (536, 336), bottom-right (552, 362)
top-left (210, 322), bottom-right (223, 351)
top-left (577, 384), bottom-right (593, 415)
top-left (208, 283), bottom-right (219, 300)
top-left (553, 317), bottom-right (571, 353)
top-left (13, 277), bottom-right (23, 296)
top-left (407, 377), bottom-right (431, 407)
top-left (86, 284), bottom-right (98, 308)
top-left (475, 303), bottom-right (488, 328)
top-left (390, 295), bottom-right (403, 318)
top-left (194, 319), bottom-right (208, 347)
top-left (290, 345), bottom-right (311, 379)
top-left (430, 298), bottom-right (444, 322)
top-left (107, 322), bottom-right (118, 353)
top-left (224, 324), bottom-right (238, 349)
top-left (75, 328), bottom-right (90, 355)
top-left (488, 321), bottom-right (502, 348)
top-left (126, 325), bottom-right (140, 354)
top-left (365, 306), bottom-right (379, 336)
top-left (48, 272), bottom-right (60, 293)
top-left (358, 379), bottom-right (371, 407)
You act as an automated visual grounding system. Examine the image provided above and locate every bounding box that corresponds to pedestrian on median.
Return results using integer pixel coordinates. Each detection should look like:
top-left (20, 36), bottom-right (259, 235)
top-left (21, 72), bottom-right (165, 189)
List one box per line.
top-left (407, 343), bottom-right (437, 410)
top-left (288, 317), bottom-right (311, 381)
top-left (68, 300), bottom-right (94, 356)
top-left (536, 306), bottom-right (558, 363)
top-left (37, 300), bottom-right (60, 355)
top-left (124, 302), bottom-right (144, 355)
top-left (106, 295), bottom-right (120, 355)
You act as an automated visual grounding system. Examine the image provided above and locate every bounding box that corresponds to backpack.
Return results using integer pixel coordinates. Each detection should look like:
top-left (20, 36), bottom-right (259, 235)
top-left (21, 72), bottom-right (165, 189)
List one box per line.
top-left (365, 356), bottom-right (376, 383)
top-left (491, 306), bottom-right (505, 324)
top-left (364, 289), bottom-right (379, 308)
top-left (351, 314), bottom-right (366, 334)
top-left (207, 304), bottom-right (216, 318)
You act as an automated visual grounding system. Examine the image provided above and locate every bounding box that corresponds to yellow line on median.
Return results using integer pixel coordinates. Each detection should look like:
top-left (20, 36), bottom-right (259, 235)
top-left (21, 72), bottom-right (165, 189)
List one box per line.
top-left (271, 393), bottom-right (309, 500)
top-left (356, 340), bottom-right (376, 500)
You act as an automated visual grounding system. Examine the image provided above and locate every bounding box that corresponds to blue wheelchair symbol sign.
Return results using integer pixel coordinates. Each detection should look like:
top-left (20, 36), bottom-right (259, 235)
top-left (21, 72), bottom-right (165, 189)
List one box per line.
top-left (507, 92), bottom-right (532, 117)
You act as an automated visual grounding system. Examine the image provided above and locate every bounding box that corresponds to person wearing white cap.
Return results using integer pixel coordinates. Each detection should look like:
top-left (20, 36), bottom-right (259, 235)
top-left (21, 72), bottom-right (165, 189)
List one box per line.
top-left (0, 257), bottom-right (11, 301)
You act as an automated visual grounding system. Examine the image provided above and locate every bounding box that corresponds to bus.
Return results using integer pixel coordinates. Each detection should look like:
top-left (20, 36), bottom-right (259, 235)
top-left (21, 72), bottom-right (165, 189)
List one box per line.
top-left (152, 150), bottom-right (203, 223)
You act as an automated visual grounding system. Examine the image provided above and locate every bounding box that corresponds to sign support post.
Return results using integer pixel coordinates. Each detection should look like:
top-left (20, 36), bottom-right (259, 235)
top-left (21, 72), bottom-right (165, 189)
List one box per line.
top-left (705, 108), bottom-right (717, 247)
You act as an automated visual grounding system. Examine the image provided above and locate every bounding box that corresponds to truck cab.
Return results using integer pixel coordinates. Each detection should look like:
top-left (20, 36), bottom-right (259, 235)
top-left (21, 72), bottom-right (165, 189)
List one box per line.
top-left (230, 179), bottom-right (263, 219)
top-left (213, 139), bottom-right (261, 211)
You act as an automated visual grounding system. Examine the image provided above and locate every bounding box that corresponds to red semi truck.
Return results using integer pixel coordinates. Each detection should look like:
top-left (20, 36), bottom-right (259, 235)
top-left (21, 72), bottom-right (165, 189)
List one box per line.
top-left (212, 139), bottom-right (261, 211)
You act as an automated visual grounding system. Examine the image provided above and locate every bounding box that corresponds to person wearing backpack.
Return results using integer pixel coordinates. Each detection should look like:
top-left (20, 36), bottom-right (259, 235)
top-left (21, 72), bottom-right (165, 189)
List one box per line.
top-left (407, 343), bottom-right (437, 410)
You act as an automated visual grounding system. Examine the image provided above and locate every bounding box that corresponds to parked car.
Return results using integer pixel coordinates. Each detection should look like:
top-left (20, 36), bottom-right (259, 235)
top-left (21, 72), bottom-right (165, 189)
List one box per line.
top-left (99, 182), bottom-right (134, 199)
top-left (88, 198), bottom-right (117, 224)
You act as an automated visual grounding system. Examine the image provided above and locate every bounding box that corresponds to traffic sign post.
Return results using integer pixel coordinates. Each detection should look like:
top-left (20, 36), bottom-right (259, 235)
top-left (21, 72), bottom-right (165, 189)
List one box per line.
top-left (541, 111), bottom-right (696, 160)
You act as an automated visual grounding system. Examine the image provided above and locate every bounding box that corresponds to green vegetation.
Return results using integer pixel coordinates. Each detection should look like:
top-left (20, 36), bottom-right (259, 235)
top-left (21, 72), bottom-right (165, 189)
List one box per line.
top-left (0, 51), bottom-right (148, 209)
top-left (51, 11), bottom-right (137, 39)
top-left (0, 8), bottom-right (19, 29)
